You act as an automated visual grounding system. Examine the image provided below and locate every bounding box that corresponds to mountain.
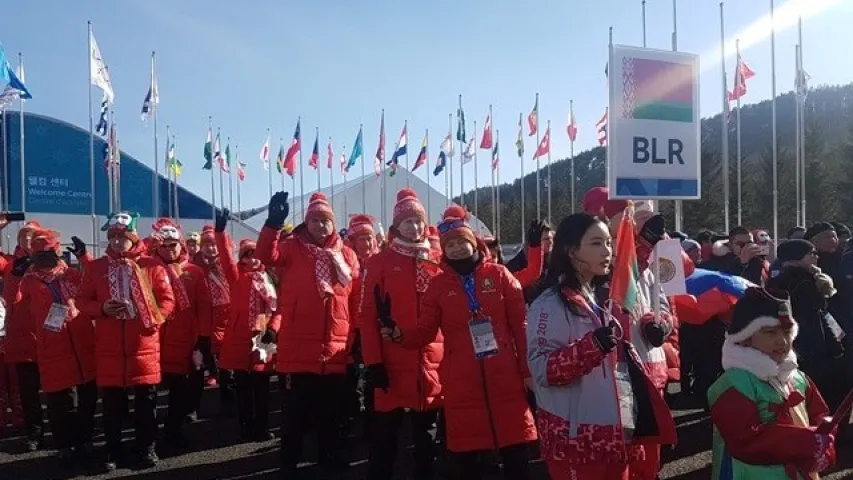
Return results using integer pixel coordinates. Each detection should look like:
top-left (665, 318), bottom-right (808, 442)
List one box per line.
top-left (463, 84), bottom-right (853, 243)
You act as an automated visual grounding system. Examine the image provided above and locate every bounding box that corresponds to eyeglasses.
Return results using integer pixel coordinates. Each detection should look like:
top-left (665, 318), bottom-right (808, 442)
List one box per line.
top-left (437, 219), bottom-right (466, 234)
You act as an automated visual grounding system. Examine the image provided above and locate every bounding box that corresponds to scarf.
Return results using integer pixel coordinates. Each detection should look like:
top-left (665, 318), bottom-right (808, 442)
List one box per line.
top-left (26, 261), bottom-right (80, 317)
top-left (105, 247), bottom-right (165, 328)
top-left (200, 255), bottom-right (230, 307)
top-left (300, 231), bottom-right (352, 297)
top-left (445, 251), bottom-right (482, 277)
top-left (389, 237), bottom-right (437, 294)
top-left (245, 265), bottom-right (277, 331)
top-left (164, 262), bottom-right (191, 312)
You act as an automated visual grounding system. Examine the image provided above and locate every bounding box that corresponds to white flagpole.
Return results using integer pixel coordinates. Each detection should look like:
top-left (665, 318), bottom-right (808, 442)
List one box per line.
top-left (770, 0), bottom-right (779, 242)
top-left (642, 0), bottom-right (647, 47)
top-left (173, 135), bottom-right (180, 222)
top-left (491, 147), bottom-right (496, 230)
top-left (87, 22), bottom-right (99, 255)
top-left (330, 137), bottom-right (335, 210)
top-left (299, 118), bottom-right (306, 221)
top-left (720, 2), bottom-right (730, 232)
top-left (292, 175), bottom-right (296, 221)
top-left (217, 129), bottom-right (225, 212)
top-left (151, 51), bottom-right (160, 218)
top-left (496, 129), bottom-right (501, 239)
top-left (405, 120), bottom-right (410, 188)
top-left (166, 124), bottom-right (172, 218)
top-left (266, 128), bottom-right (272, 197)
top-left (228, 137), bottom-right (234, 215)
top-left (547, 120), bottom-right (552, 222)
top-left (459, 96), bottom-right (465, 209)
top-left (535, 93), bottom-right (540, 220)
top-left (237, 148), bottom-right (242, 215)
top-left (315, 128), bottom-right (321, 193)
top-left (448, 113), bottom-right (453, 204)
top-left (18, 53), bottom-right (26, 220)
top-left (570, 100), bottom-right (576, 212)
top-left (798, 15), bottom-right (806, 226)
top-left (208, 117), bottom-right (216, 220)
top-left (794, 44), bottom-right (802, 227)
top-left (342, 149), bottom-right (349, 219)
top-left (279, 138), bottom-right (285, 192)
top-left (519, 113), bottom-right (525, 242)
top-left (736, 39), bottom-right (743, 226)
top-left (672, 0), bottom-right (683, 233)
top-left (380, 111), bottom-right (387, 228)
top-left (472, 120), bottom-right (478, 220)
top-left (425, 129), bottom-right (431, 221)
top-left (359, 125), bottom-right (366, 215)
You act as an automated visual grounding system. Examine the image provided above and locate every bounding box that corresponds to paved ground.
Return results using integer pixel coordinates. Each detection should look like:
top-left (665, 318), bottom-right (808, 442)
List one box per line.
top-left (1, 382), bottom-right (851, 479)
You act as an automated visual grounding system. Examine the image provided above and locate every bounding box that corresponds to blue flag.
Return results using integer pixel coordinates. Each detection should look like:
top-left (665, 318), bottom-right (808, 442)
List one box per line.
top-left (5, 65), bottom-right (31, 100)
top-left (345, 127), bottom-right (363, 173)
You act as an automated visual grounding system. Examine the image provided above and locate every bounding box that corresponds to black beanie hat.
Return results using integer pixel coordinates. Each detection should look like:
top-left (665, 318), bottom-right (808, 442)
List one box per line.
top-left (776, 239), bottom-right (814, 263)
top-left (728, 287), bottom-right (797, 344)
top-left (831, 222), bottom-right (851, 238)
top-left (805, 222), bottom-right (835, 241)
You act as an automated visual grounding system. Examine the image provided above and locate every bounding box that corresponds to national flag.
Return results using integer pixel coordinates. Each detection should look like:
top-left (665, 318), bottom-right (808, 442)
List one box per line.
top-left (346, 127), bottom-right (363, 173)
top-left (491, 140), bottom-right (499, 171)
top-left (259, 134), bottom-right (270, 170)
top-left (728, 54), bottom-right (755, 101)
top-left (480, 110), bottom-right (493, 149)
top-left (276, 143), bottom-right (285, 174)
top-left (796, 66), bottom-right (810, 100)
top-left (567, 111), bottom-right (578, 142)
top-left (166, 139), bottom-right (182, 177)
top-left (237, 161), bottom-right (247, 181)
top-left (340, 147), bottom-right (348, 175)
top-left (622, 58), bottom-right (694, 123)
top-left (671, 268), bottom-right (754, 324)
top-left (89, 30), bottom-right (114, 103)
top-left (434, 133), bottom-right (452, 176)
top-left (533, 126), bottom-right (550, 159)
top-left (284, 121), bottom-right (301, 178)
top-left (374, 113), bottom-right (385, 177)
top-left (456, 106), bottom-right (466, 143)
top-left (309, 135), bottom-right (320, 169)
top-left (203, 128), bottom-right (213, 170)
top-left (95, 95), bottom-right (109, 136)
top-left (220, 142), bottom-right (230, 172)
top-left (104, 121), bottom-right (117, 170)
top-left (596, 108), bottom-right (608, 146)
top-left (515, 114), bottom-right (524, 157)
top-left (413, 133), bottom-right (428, 171)
top-left (527, 98), bottom-right (538, 136)
top-left (327, 141), bottom-right (334, 169)
top-left (212, 133), bottom-right (226, 171)
top-left (0, 62), bottom-right (32, 107)
top-left (140, 63), bottom-right (159, 122)
top-left (388, 125), bottom-right (407, 176)
top-left (609, 205), bottom-right (640, 314)
top-left (652, 239), bottom-right (687, 296)
top-left (462, 138), bottom-right (475, 164)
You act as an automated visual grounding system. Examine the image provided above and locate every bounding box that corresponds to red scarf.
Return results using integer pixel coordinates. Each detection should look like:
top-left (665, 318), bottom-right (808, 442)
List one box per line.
top-left (299, 231), bottom-right (352, 297)
top-left (155, 245), bottom-right (191, 313)
top-left (105, 245), bottom-right (165, 328)
top-left (26, 261), bottom-right (80, 316)
top-left (389, 237), bottom-right (440, 294)
top-left (199, 255), bottom-right (230, 307)
top-left (242, 263), bottom-right (277, 331)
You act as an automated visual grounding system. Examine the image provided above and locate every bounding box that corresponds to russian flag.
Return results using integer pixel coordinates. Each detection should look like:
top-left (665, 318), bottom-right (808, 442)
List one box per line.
top-left (672, 269), bottom-right (754, 325)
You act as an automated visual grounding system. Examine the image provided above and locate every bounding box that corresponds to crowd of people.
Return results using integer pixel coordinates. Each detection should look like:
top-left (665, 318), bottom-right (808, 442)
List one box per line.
top-left (0, 185), bottom-right (845, 479)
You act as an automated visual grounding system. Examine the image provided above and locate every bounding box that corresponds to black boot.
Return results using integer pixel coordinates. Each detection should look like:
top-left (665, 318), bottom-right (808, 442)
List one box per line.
top-left (137, 444), bottom-right (159, 468)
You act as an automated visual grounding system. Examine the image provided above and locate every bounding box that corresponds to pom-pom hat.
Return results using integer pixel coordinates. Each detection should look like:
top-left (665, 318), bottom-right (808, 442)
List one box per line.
top-left (200, 225), bottom-right (216, 245)
top-left (305, 192), bottom-right (334, 222)
top-left (31, 228), bottom-right (61, 253)
top-left (152, 218), bottom-right (183, 243)
top-left (393, 188), bottom-right (427, 227)
top-left (348, 214), bottom-right (375, 239)
top-left (238, 239), bottom-right (257, 259)
top-left (438, 204), bottom-right (476, 250)
top-left (102, 212), bottom-right (141, 243)
top-left (728, 287), bottom-right (798, 344)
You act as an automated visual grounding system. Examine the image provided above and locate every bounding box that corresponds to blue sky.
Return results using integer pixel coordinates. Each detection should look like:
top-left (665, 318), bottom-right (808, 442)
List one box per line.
top-left (2, 0), bottom-right (851, 212)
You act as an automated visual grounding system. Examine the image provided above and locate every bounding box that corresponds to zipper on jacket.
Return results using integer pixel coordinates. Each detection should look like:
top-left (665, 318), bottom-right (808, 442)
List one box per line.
top-left (478, 359), bottom-right (500, 450)
top-left (321, 297), bottom-right (330, 375)
top-left (66, 321), bottom-right (85, 385)
top-left (415, 257), bottom-right (424, 412)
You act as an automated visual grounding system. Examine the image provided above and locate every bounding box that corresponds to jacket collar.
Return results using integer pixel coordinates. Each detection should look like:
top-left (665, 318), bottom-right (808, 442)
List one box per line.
top-left (722, 338), bottom-right (798, 386)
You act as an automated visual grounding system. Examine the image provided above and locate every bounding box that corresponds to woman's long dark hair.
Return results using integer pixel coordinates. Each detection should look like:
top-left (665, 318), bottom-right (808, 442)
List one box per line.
top-left (537, 213), bottom-right (604, 297)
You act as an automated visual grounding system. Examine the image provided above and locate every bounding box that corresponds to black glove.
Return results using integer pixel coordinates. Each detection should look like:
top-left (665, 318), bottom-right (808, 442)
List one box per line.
top-left (260, 327), bottom-right (277, 344)
top-left (264, 192), bottom-right (290, 229)
top-left (11, 256), bottom-right (31, 277)
top-left (638, 214), bottom-right (666, 248)
top-left (592, 323), bottom-right (618, 354)
top-left (526, 220), bottom-right (545, 248)
top-left (643, 322), bottom-right (667, 348)
top-left (66, 236), bottom-right (86, 257)
top-left (215, 209), bottom-right (229, 233)
top-left (368, 364), bottom-right (390, 393)
top-left (373, 285), bottom-right (395, 329)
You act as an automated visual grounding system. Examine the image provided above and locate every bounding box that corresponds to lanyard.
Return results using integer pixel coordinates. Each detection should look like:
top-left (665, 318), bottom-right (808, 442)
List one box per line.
top-left (42, 281), bottom-right (64, 304)
top-left (459, 274), bottom-right (481, 314)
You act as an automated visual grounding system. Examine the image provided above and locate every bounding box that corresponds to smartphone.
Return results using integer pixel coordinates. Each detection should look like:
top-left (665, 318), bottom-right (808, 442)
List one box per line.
top-left (3, 212), bottom-right (25, 222)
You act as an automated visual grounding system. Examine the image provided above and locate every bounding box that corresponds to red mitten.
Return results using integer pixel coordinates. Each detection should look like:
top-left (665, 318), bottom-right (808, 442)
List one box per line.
top-left (811, 432), bottom-right (835, 473)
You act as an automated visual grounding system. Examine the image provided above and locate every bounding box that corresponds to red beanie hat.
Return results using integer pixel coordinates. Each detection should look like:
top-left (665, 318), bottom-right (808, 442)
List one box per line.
top-left (582, 186), bottom-right (609, 217)
top-left (438, 204), bottom-right (477, 250)
top-left (238, 239), bottom-right (256, 258)
top-left (152, 218), bottom-right (183, 242)
top-left (305, 192), bottom-right (335, 223)
top-left (348, 214), bottom-right (375, 239)
top-left (393, 188), bottom-right (426, 227)
top-left (200, 225), bottom-right (216, 245)
top-left (31, 228), bottom-right (60, 253)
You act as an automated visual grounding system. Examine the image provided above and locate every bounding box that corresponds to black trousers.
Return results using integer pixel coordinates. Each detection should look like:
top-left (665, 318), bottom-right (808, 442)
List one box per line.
top-left (679, 322), bottom-right (700, 395)
top-left (188, 336), bottom-right (217, 415)
top-left (44, 381), bottom-right (97, 449)
top-left (15, 361), bottom-right (43, 437)
top-left (279, 373), bottom-right (348, 469)
top-left (367, 408), bottom-right (438, 480)
top-left (691, 318), bottom-right (726, 407)
top-left (101, 385), bottom-right (158, 454)
top-left (447, 442), bottom-right (531, 480)
top-left (162, 373), bottom-right (190, 440)
top-left (234, 370), bottom-right (271, 433)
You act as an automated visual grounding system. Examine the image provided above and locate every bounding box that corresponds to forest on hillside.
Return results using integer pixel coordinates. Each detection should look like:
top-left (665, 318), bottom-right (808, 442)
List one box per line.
top-left (461, 84), bottom-right (853, 243)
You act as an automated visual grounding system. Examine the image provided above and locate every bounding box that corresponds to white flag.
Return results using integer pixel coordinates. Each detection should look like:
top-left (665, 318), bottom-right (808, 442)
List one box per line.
top-left (461, 138), bottom-right (475, 164)
top-left (259, 134), bottom-right (270, 170)
top-left (651, 238), bottom-right (687, 296)
top-left (89, 30), bottom-right (115, 103)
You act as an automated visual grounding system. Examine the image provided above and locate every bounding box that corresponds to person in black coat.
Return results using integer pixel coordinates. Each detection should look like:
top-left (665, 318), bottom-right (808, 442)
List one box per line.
top-left (703, 226), bottom-right (768, 285)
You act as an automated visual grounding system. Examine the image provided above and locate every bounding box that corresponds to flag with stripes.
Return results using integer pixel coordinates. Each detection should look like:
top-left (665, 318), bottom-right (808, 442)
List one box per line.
top-left (596, 108), bottom-right (608, 146)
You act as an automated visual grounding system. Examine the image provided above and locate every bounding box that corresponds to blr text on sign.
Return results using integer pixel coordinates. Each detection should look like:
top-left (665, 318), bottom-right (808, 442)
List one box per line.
top-left (607, 45), bottom-right (701, 200)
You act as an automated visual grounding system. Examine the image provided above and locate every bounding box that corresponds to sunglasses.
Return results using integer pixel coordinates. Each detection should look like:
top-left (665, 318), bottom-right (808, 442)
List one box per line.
top-left (437, 219), bottom-right (466, 234)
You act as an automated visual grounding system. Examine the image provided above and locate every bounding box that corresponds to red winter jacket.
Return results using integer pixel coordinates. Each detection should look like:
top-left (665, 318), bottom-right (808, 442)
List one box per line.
top-left (360, 246), bottom-right (443, 412)
top-left (402, 255), bottom-right (537, 452)
top-left (3, 248), bottom-right (32, 363)
top-left (158, 260), bottom-right (205, 375)
top-left (75, 253), bottom-right (175, 387)
top-left (255, 226), bottom-right (359, 375)
top-left (16, 266), bottom-right (96, 393)
top-left (192, 253), bottom-right (232, 353)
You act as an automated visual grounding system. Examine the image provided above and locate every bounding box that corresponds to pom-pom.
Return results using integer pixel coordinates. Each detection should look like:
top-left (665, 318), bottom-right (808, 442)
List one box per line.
top-left (396, 188), bottom-right (418, 202)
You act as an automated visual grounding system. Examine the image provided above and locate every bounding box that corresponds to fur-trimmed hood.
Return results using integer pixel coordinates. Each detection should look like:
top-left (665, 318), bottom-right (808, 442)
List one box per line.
top-left (722, 338), bottom-right (798, 386)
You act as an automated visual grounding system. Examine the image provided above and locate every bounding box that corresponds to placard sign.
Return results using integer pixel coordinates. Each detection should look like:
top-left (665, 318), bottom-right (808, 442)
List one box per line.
top-left (607, 45), bottom-right (701, 200)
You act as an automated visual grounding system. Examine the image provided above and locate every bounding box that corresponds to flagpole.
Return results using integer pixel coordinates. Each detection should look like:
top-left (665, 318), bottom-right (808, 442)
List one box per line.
top-left (770, 0), bottom-right (779, 243)
top-left (794, 44), bottom-right (802, 227)
top-left (519, 113), bottom-right (525, 242)
top-left (315, 127), bottom-right (321, 192)
top-left (491, 144), bottom-right (496, 230)
top-left (425, 129), bottom-right (431, 221)
top-left (266, 128), bottom-right (272, 197)
top-left (166, 124), bottom-right (172, 218)
top-left (292, 175), bottom-right (296, 222)
top-left (473, 120), bottom-right (478, 220)
top-left (18, 53), bottom-right (26, 222)
top-left (798, 15), bottom-right (806, 226)
top-left (237, 147), bottom-right (242, 215)
top-left (228, 137), bottom-right (234, 215)
top-left (496, 129), bottom-right (501, 239)
top-left (217, 129), bottom-right (225, 211)
top-left (343, 149), bottom-right (349, 219)
top-left (87, 22), bottom-right (100, 255)
top-left (379, 110), bottom-right (386, 228)
top-left (459, 96), bottom-right (465, 209)
top-left (720, 2), bottom-right (730, 233)
top-left (208, 118), bottom-right (216, 220)
top-left (535, 93), bottom-right (540, 220)
top-left (546, 120), bottom-right (552, 222)
top-left (359, 124), bottom-right (366, 214)
top-left (736, 40), bottom-right (743, 226)
top-left (330, 137), bottom-right (335, 211)
top-left (279, 138), bottom-right (285, 192)
top-left (448, 113), bottom-right (453, 204)
top-left (1, 108), bottom-right (7, 212)
top-left (672, 0), bottom-right (683, 233)
top-left (570, 101), bottom-right (576, 212)
top-left (173, 134), bottom-right (180, 222)
top-left (298, 118), bottom-right (305, 221)
top-left (151, 51), bottom-right (160, 218)
top-left (405, 120), bottom-right (410, 188)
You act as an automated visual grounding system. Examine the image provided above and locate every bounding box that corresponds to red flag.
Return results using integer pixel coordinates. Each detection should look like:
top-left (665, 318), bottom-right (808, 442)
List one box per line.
top-left (728, 54), bottom-right (755, 101)
top-left (237, 162), bottom-right (246, 181)
top-left (533, 126), bottom-right (550, 159)
top-left (596, 108), bottom-right (608, 146)
top-left (309, 135), bottom-right (319, 169)
top-left (567, 112), bottom-right (578, 142)
top-left (479, 110), bottom-right (493, 149)
top-left (284, 121), bottom-right (300, 177)
top-left (326, 141), bottom-right (333, 169)
top-left (375, 112), bottom-right (385, 177)
top-left (527, 100), bottom-right (538, 136)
